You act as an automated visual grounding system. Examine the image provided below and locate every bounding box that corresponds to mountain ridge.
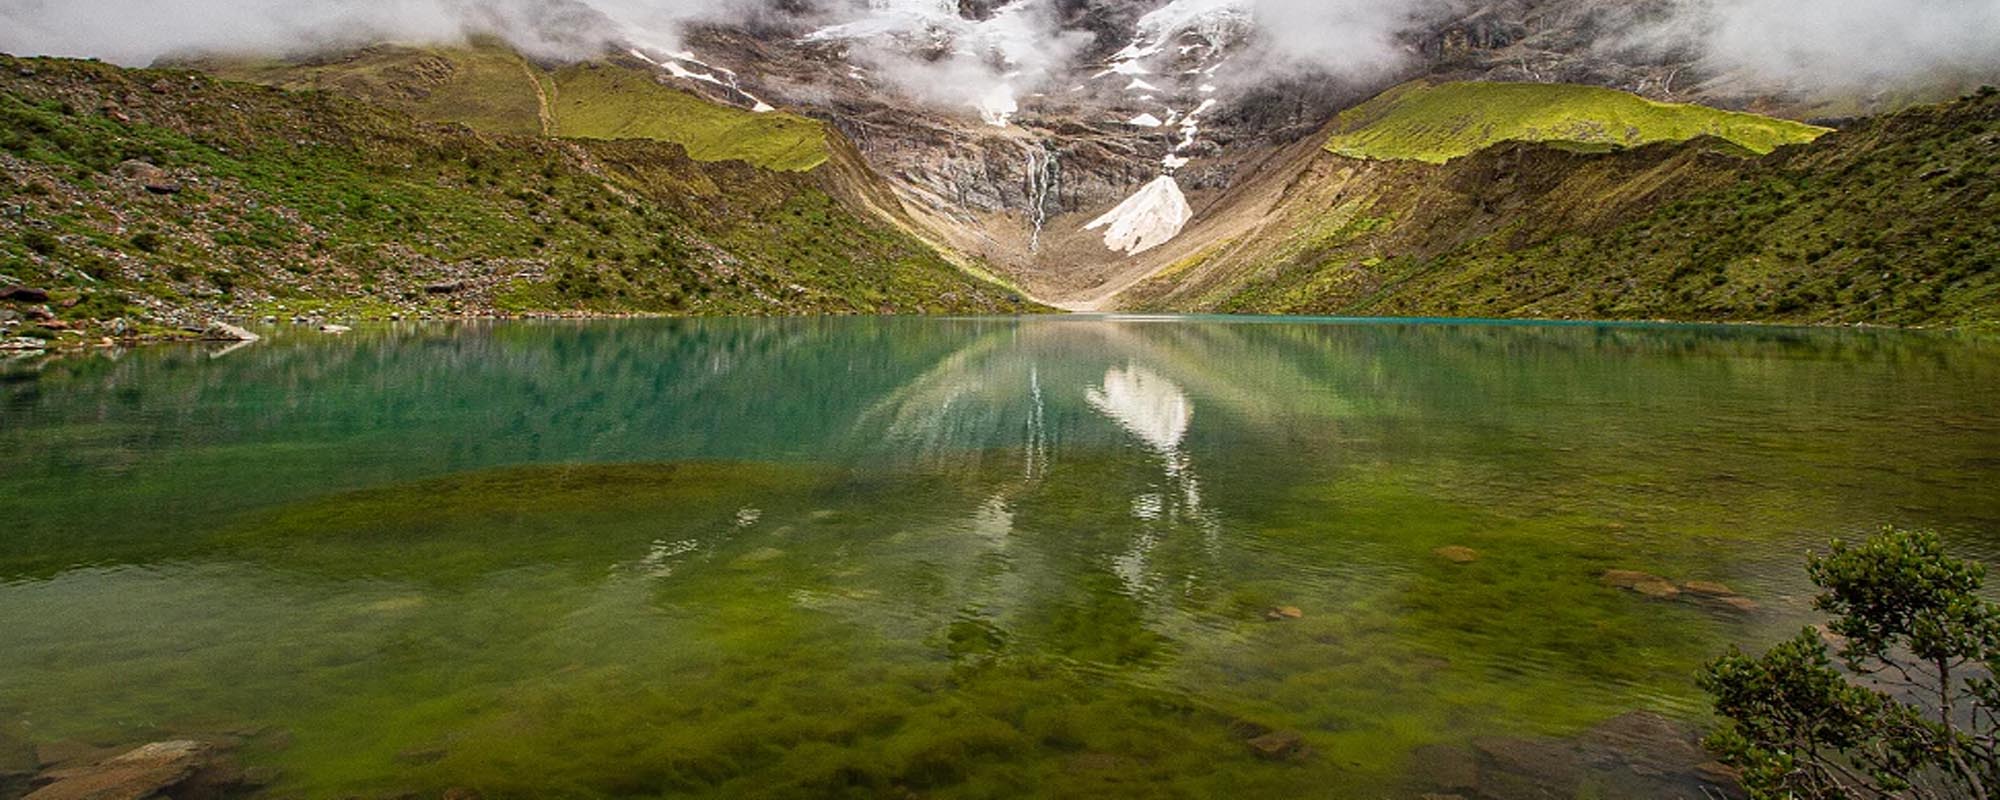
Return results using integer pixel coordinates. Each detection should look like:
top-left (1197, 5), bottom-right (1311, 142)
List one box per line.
top-left (0, 53), bottom-right (1040, 346)
top-left (3, 9), bottom-right (1996, 345)
top-left (1115, 87), bottom-right (1999, 328)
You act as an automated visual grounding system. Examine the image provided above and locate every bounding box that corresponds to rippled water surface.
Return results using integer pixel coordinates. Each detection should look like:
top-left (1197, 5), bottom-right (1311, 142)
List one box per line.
top-left (3, 317), bottom-right (1998, 798)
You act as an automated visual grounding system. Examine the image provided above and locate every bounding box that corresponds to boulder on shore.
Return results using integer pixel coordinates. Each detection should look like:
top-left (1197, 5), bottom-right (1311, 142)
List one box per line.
top-left (200, 321), bottom-right (260, 342)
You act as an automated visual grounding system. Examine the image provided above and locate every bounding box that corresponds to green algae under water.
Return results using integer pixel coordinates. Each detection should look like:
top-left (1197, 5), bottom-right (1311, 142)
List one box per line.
top-left (2, 317), bottom-right (1998, 798)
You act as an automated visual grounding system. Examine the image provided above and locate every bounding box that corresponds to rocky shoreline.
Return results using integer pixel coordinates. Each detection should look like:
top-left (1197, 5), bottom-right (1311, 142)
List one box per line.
top-left (0, 281), bottom-right (815, 360)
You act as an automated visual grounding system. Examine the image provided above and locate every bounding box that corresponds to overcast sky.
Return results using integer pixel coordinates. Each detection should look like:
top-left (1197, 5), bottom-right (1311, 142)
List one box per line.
top-left (0, 0), bottom-right (1995, 97)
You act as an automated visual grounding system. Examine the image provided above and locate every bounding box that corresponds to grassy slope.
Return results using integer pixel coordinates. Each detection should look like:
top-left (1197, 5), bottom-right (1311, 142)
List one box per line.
top-left (1126, 89), bottom-right (1999, 329)
top-left (550, 63), bottom-right (826, 171)
top-left (199, 45), bottom-right (828, 172)
top-left (0, 55), bottom-right (1035, 338)
top-left (1324, 80), bottom-right (1829, 163)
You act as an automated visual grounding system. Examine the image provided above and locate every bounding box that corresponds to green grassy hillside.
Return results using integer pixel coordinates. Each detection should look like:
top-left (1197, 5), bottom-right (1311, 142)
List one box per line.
top-left (198, 45), bottom-right (827, 172)
top-left (1323, 80), bottom-right (1829, 163)
top-left (1127, 88), bottom-right (1999, 329)
top-left (0, 55), bottom-right (1034, 343)
top-left (549, 63), bottom-right (826, 171)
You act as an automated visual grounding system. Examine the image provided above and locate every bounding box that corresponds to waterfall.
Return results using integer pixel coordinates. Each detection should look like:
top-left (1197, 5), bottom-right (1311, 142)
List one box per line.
top-left (1024, 144), bottom-right (1060, 253)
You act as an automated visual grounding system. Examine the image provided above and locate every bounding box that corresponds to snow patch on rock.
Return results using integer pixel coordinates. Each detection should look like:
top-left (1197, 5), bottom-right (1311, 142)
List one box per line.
top-left (1086, 176), bottom-right (1193, 256)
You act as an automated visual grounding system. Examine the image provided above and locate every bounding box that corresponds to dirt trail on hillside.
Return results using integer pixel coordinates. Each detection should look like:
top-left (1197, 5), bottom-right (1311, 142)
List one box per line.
top-left (522, 61), bottom-right (556, 137)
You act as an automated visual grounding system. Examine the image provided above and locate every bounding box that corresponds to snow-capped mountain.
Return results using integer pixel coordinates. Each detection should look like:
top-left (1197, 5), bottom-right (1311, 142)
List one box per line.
top-left (173, 0), bottom-right (1948, 311)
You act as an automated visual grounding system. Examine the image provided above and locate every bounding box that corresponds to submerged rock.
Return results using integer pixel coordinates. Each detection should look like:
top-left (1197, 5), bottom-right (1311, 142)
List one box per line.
top-left (1600, 569), bottom-right (1679, 599)
top-left (1407, 743), bottom-right (1479, 793)
top-left (1264, 605), bottom-right (1304, 621)
top-left (1, 731), bottom-right (35, 798)
top-left (1598, 569), bottom-right (1659, 589)
top-left (1245, 730), bottom-right (1307, 760)
top-left (1680, 580), bottom-right (1735, 597)
top-left (1714, 596), bottom-right (1761, 613)
top-left (1632, 581), bottom-right (1681, 599)
top-left (1433, 545), bottom-right (1480, 564)
top-left (1444, 712), bottom-right (1743, 799)
top-left (25, 740), bottom-right (218, 800)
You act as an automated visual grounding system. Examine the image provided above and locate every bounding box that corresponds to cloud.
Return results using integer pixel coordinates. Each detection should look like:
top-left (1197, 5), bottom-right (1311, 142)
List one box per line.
top-left (803, 0), bottom-right (1093, 124)
top-left (1639, 0), bottom-right (2000, 96)
top-left (3, 0), bottom-right (1995, 101)
top-left (1242, 0), bottom-right (1453, 81)
top-left (0, 0), bottom-right (734, 65)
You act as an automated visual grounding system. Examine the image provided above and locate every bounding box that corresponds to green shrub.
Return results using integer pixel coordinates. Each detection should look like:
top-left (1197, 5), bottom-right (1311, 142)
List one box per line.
top-left (1703, 528), bottom-right (2000, 798)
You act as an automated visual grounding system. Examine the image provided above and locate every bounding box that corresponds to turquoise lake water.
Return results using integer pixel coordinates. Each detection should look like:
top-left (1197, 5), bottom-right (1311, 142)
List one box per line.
top-left (2, 317), bottom-right (1997, 798)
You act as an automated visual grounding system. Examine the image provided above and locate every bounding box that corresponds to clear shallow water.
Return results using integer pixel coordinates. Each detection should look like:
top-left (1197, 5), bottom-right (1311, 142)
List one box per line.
top-left (2, 316), bottom-right (1998, 798)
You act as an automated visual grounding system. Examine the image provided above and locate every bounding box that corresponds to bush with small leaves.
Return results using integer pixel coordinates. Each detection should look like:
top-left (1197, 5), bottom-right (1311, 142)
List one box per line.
top-left (1704, 528), bottom-right (2000, 799)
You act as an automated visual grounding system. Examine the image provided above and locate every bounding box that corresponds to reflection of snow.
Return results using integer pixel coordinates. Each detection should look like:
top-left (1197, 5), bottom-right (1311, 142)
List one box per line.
top-left (1086, 364), bottom-right (1192, 456)
top-left (969, 497), bottom-right (1014, 544)
top-left (1087, 363), bottom-right (1223, 598)
top-left (636, 538), bottom-right (700, 577)
top-left (1132, 493), bottom-right (1163, 520)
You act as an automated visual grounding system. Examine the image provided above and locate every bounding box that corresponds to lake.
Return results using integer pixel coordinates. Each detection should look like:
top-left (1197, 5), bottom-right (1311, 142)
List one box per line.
top-left (3, 316), bottom-right (1998, 798)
